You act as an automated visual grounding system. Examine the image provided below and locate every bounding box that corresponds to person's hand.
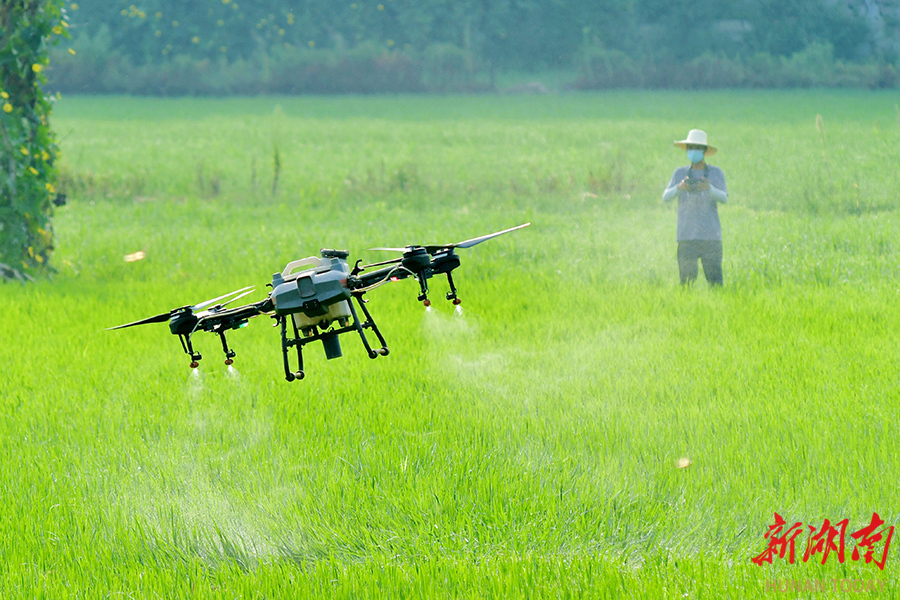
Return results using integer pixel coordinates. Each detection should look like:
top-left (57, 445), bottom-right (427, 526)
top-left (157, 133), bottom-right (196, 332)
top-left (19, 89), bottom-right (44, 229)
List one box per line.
top-left (694, 177), bottom-right (710, 192)
top-left (676, 177), bottom-right (691, 191)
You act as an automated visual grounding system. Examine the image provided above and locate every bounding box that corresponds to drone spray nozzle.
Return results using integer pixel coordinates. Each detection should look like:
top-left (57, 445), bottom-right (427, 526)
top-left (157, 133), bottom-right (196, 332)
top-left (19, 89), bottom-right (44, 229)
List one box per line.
top-left (422, 298), bottom-right (431, 307)
top-left (322, 332), bottom-right (343, 360)
top-left (190, 361), bottom-right (200, 369)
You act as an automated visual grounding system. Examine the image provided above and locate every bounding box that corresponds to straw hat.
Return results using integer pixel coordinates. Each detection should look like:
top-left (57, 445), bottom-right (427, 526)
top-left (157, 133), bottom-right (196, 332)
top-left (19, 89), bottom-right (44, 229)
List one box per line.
top-left (674, 129), bottom-right (717, 156)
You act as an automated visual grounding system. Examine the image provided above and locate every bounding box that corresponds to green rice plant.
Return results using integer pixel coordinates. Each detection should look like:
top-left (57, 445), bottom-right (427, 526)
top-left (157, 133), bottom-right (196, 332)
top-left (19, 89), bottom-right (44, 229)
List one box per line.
top-left (2, 91), bottom-right (899, 598)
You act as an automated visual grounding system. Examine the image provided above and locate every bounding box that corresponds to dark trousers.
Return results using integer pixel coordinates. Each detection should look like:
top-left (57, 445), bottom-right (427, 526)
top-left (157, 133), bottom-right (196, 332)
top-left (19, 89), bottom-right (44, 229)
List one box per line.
top-left (677, 240), bottom-right (723, 286)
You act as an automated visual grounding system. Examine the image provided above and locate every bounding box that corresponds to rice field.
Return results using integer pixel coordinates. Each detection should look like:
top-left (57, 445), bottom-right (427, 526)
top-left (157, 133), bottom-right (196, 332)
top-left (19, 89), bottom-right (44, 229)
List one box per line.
top-left (2, 90), bottom-right (900, 598)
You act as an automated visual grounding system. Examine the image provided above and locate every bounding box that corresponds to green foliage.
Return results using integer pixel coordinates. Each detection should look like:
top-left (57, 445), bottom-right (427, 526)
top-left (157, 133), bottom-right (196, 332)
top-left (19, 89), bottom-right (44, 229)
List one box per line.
top-left (48, 0), bottom-right (896, 96)
top-left (576, 43), bottom-right (894, 90)
top-left (48, 29), bottom-right (490, 95)
top-left (0, 0), bottom-right (68, 279)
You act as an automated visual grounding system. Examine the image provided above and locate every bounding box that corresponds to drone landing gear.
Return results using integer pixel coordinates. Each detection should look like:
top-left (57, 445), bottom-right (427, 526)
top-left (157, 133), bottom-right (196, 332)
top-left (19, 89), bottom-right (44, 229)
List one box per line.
top-left (445, 272), bottom-right (462, 305)
top-left (280, 317), bottom-right (306, 382)
top-left (278, 294), bottom-right (389, 382)
top-left (178, 334), bottom-right (202, 369)
top-left (419, 272), bottom-right (463, 307)
top-left (352, 294), bottom-right (389, 359)
top-left (218, 331), bottom-right (236, 365)
top-left (178, 329), bottom-right (240, 371)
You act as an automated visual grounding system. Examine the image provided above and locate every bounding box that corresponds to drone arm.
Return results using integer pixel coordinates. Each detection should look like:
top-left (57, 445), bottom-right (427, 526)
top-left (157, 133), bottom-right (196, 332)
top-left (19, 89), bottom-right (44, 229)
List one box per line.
top-left (197, 299), bottom-right (272, 332)
top-left (350, 264), bottom-right (412, 292)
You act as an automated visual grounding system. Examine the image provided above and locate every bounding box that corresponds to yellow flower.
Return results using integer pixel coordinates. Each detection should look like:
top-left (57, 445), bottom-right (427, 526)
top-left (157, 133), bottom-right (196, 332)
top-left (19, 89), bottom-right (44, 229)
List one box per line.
top-left (217, 19), bottom-right (224, 26)
top-left (45, 183), bottom-right (55, 193)
top-left (32, 64), bottom-right (43, 73)
top-left (308, 40), bottom-right (315, 47)
top-left (278, 28), bottom-right (285, 36)
top-left (2, 103), bottom-right (11, 113)
top-left (68, 48), bottom-right (76, 55)
top-left (156, 12), bottom-right (162, 18)
top-left (29, 167), bottom-right (39, 175)
top-left (20, 147), bottom-right (28, 155)
top-left (388, 39), bottom-right (394, 47)
top-left (35, 255), bottom-right (43, 264)
top-left (71, 3), bottom-right (78, 9)
top-left (192, 36), bottom-right (199, 43)
top-left (53, 26), bottom-right (63, 34)
top-left (172, 20), bottom-right (178, 27)
top-left (0, 91), bottom-right (7, 98)
top-left (287, 13), bottom-right (294, 24)
top-left (378, 4), bottom-right (384, 10)
top-left (222, 0), bottom-right (231, 4)
top-left (120, 9), bottom-right (127, 16)
top-left (42, 151), bottom-right (50, 161)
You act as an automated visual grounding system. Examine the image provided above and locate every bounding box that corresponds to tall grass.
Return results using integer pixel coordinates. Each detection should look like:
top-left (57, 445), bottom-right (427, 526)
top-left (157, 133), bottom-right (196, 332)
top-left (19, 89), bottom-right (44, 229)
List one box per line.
top-left (2, 91), bottom-right (900, 597)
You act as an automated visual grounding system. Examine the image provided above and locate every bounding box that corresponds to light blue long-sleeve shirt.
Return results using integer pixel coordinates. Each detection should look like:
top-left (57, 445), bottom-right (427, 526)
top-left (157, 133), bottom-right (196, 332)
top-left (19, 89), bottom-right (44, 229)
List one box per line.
top-left (662, 165), bottom-right (728, 241)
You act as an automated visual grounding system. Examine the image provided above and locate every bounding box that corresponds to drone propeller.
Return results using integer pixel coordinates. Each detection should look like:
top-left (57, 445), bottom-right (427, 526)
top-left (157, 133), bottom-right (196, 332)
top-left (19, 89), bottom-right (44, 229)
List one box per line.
top-left (106, 310), bottom-right (174, 330)
top-left (438, 222), bottom-right (531, 252)
top-left (193, 286), bottom-right (255, 311)
top-left (366, 246), bottom-right (411, 253)
top-left (367, 223), bottom-right (530, 255)
top-left (204, 287), bottom-right (257, 313)
top-left (106, 285), bottom-right (255, 330)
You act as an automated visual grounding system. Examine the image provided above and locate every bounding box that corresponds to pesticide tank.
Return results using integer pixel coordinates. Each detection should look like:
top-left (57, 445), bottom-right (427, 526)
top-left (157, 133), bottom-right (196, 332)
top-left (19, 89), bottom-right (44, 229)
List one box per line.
top-left (270, 251), bottom-right (352, 330)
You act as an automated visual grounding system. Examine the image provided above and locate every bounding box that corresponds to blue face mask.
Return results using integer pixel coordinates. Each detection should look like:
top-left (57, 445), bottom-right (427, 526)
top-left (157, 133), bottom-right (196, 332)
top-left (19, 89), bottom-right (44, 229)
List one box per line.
top-left (687, 149), bottom-right (705, 164)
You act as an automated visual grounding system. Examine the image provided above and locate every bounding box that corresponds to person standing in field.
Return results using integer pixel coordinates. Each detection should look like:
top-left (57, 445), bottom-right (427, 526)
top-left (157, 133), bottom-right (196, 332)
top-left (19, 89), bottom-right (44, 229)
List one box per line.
top-left (662, 129), bottom-right (728, 286)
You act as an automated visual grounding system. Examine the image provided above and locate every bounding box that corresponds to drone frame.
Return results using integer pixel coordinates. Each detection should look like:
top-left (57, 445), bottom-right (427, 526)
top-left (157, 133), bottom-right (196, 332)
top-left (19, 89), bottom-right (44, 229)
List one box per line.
top-left (277, 290), bottom-right (388, 381)
top-left (108, 223), bottom-right (529, 382)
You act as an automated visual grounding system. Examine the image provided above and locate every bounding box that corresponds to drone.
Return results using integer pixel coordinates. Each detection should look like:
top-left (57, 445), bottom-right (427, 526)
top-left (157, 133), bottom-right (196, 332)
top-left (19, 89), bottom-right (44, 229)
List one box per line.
top-left (109, 223), bottom-right (530, 382)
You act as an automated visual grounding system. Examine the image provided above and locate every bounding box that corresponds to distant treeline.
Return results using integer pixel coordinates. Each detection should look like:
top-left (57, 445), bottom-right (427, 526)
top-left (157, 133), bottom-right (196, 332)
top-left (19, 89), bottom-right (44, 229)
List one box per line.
top-left (48, 0), bottom-right (900, 94)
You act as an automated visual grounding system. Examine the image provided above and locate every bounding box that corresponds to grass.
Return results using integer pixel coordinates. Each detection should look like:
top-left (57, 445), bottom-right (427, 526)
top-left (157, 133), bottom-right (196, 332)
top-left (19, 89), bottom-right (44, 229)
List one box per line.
top-left (2, 90), bottom-right (900, 597)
